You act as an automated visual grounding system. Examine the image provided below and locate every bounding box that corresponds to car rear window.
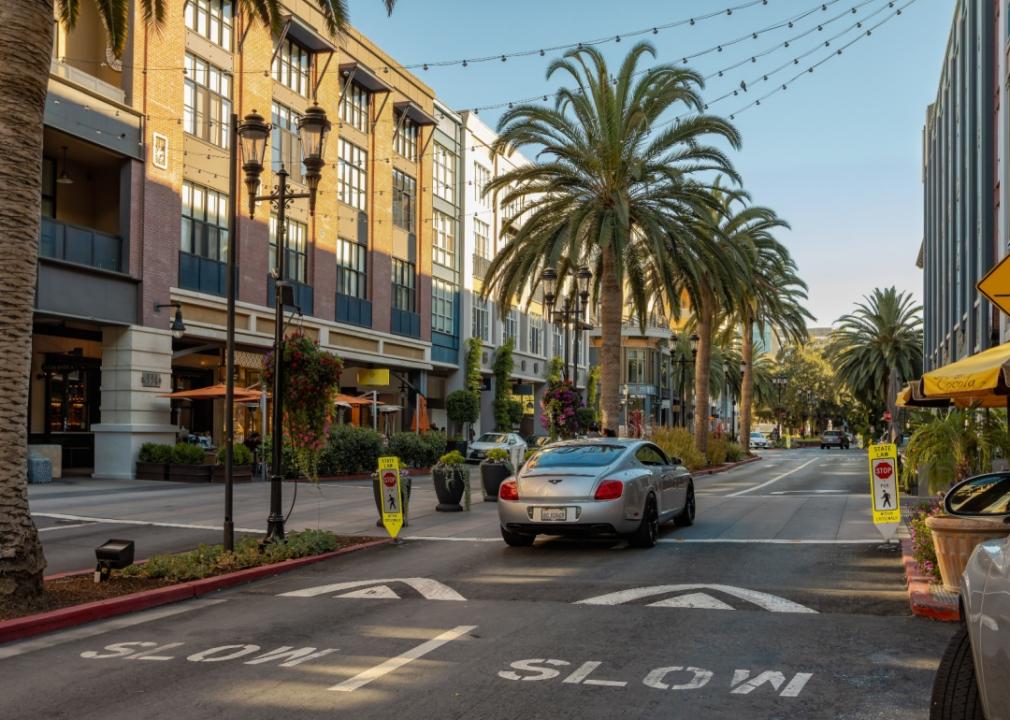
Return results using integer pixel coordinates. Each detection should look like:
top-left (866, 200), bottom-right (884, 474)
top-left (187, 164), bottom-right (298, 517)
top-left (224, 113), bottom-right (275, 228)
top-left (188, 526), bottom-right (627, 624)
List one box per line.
top-left (527, 445), bottom-right (625, 469)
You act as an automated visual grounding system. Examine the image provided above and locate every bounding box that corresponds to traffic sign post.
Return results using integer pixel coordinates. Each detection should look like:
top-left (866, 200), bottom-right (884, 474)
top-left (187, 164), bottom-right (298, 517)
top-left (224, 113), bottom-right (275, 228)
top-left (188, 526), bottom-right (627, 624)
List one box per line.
top-left (868, 443), bottom-right (900, 542)
top-left (378, 456), bottom-right (404, 540)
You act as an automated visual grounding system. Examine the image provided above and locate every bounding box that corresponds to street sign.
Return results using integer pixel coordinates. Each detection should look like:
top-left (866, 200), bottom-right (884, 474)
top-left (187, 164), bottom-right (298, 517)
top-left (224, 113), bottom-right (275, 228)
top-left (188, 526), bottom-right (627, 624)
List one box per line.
top-left (358, 368), bottom-right (390, 386)
top-left (977, 254), bottom-right (1010, 316)
top-left (378, 456), bottom-right (403, 538)
top-left (868, 443), bottom-right (900, 540)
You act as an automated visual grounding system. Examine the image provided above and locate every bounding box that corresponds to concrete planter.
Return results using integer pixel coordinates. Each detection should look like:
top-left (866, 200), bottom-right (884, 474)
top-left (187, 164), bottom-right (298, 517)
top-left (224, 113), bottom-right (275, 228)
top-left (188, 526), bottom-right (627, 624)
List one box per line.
top-left (433, 466), bottom-right (468, 512)
top-left (926, 514), bottom-right (1010, 592)
top-left (480, 461), bottom-right (512, 501)
top-left (211, 465), bottom-right (254, 483)
top-left (167, 464), bottom-right (213, 483)
top-left (135, 462), bottom-right (168, 481)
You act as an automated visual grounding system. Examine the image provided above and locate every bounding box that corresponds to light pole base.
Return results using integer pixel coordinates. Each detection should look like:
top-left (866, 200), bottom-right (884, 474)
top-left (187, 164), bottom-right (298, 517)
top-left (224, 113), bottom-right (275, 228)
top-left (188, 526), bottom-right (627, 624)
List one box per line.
top-left (223, 520), bottom-right (234, 551)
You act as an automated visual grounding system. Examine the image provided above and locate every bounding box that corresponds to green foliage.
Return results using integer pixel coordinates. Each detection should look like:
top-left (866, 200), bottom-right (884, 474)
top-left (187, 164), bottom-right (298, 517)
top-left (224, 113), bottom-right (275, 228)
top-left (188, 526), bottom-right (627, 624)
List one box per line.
top-left (122, 530), bottom-right (343, 582)
top-left (261, 436), bottom-right (300, 478)
top-left (493, 338), bottom-right (516, 431)
top-left (508, 400), bottom-right (524, 427)
top-left (446, 389), bottom-right (480, 430)
top-left (217, 443), bottom-right (253, 466)
top-left (437, 450), bottom-right (465, 466)
top-left (546, 356), bottom-right (564, 387)
top-left (706, 434), bottom-right (729, 467)
top-left (651, 427), bottom-right (706, 471)
top-left (171, 442), bottom-right (207, 465)
top-left (902, 409), bottom-right (1010, 492)
top-left (576, 407), bottom-right (597, 432)
top-left (586, 366), bottom-right (601, 421)
top-left (725, 442), bottom-right (745, 463)
top-left (465, 336), bottom-right (483, 394)
top-left (388, 431), bottom-right (447, 468)
top-left (138, 443), bottom-right (173, 464)
top-left (908, 500), bottom-right (943, 583)
top-left (763, 343), bottom-right (850, 434)
top-left (319, 425), bottom-right (383, 475)
top-left (485, 448), bottom-right (510, 463)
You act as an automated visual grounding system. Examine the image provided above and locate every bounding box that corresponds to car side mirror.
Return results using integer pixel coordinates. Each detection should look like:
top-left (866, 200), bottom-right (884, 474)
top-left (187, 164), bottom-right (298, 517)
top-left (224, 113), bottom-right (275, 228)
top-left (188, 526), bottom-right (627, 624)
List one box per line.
top-left (671, 457), bottom-right (682, 467)
top-left (944, 472), bottom-right (1010, 517)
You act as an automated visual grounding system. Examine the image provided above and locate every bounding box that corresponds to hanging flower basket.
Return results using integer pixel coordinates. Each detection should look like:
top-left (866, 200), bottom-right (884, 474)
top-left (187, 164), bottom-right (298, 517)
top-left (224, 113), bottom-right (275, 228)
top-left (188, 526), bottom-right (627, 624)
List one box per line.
top-left (541, 379), bottom-right (585, 440)
top-left (263, 333), bottom-right (342, 482)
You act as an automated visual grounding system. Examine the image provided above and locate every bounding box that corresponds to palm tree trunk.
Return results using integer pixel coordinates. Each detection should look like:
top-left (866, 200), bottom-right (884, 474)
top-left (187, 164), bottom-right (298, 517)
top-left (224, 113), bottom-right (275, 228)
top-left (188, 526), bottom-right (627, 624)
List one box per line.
top-left (0, 0), bottom-right (51, 598)
top-left (693, 293), bottom-right (713, 455)
top-left (740, 319), bottom-right (754, 452)
top-left (599, 247), bottom-right (622, 433)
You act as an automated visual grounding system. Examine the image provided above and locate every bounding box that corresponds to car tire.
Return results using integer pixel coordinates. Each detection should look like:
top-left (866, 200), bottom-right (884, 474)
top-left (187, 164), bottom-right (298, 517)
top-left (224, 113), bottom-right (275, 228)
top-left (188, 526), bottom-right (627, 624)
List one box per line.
top-left (929, 626), bottom-right (985, 720)
top-left (628, 495), bottom-right (659, 548)
top-left (674, 482), bottom-right (695, 527)
top-left (501, 527), bottom-right (535, 547)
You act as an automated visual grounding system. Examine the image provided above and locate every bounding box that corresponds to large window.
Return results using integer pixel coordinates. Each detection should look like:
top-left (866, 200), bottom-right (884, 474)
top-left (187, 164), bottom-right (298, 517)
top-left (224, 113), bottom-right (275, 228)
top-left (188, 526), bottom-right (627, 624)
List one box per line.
top-left (472, 296), bottom-right (490, 341)
top-left (432, 279), bottom-right (456, 334)
top-left (271, 103), bottom-right (303, 182)
top-left (552, 323), bottom-right (564, 358)
top-left (184, 54), bottom-right (232, 148)
top-left (433, 210), bottom-right (455, 269)
top-left (503, 308), bottom-right (518, 345)
top-left (627, 349), bottom-right (646, 384)
top-left (339, 82), bottom-right (369, 133)
top-left (336, 238), bottom-right (367, 299)
top-left (474, 218), bottom-right (490, 258)
top-left (338, 140), bottom-right (367, 211)
top-left (184, 0), bottom-right (233, 49)
top-left (392, 169), bottom-right (416, 230)
top-left (530, 315), bottom-right (544, 356)
top-left (391, 258), bottom-right (415, 312)
top-left (269, 215), bottom-right (307, 283)
top-left (181, 181), bottom-right (229, 262)
top-left (473, 163), bottom-right (491, 203)
top-left (273, 37), bottom-right (310, 96)
top-left (433, 144), bottom-right (456, 203)
top-left (394, 114), bottom-right (418, 161)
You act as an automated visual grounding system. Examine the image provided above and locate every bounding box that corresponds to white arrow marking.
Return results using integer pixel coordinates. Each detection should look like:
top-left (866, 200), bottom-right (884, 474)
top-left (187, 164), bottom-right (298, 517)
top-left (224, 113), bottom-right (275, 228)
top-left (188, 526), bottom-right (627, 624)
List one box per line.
top-left (647, 592), bottom-right (734, 610)
top-left (279, 578), bottom-right (466, 601)
top-left (576, 584), bottom-right (817, 614)
top-left (329, 625), bottom-right (476, 692)
top-left (336, 585), bottom-right (400, 600)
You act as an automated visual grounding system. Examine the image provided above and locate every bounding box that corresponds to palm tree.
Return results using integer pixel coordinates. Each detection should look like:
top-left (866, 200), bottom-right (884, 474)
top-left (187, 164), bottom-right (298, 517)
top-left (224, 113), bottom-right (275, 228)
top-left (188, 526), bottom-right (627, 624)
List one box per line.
top-left (830, 287), bottom-right (923, 441)
top-left (482, 42), bottom-right (741, 433)
top-left (0, 0), bottom-right (396, 599)
top-left (736, 235), bottom-right (811, 451)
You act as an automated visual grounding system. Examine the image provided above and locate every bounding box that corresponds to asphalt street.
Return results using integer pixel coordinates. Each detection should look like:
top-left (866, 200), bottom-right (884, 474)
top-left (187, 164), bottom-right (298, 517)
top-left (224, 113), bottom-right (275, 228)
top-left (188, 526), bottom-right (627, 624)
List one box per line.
top-left (6, 448), bottom-right (955, 718)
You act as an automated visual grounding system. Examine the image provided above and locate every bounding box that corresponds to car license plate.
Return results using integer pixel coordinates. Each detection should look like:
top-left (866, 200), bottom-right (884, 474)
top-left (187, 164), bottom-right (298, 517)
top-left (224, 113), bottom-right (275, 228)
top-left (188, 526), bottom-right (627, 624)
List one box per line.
top-left (538, 507), bottom-right (568, 522)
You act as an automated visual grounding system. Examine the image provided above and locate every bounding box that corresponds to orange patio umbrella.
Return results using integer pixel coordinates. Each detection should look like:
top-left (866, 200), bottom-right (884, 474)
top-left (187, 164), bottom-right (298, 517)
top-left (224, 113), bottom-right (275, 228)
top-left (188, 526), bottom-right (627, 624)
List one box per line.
top-left (411, 394), bottom-right (430, 432)
top-left (160, 384), bottom-right (262, 403)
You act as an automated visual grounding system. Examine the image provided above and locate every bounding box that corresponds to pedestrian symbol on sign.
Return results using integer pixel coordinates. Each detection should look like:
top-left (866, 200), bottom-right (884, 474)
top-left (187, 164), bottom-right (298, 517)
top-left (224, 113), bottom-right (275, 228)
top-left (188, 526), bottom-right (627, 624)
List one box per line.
top-left (377, 456), bottom-right (404, 539)
top-left (868, 444), bottom-right (900, 540)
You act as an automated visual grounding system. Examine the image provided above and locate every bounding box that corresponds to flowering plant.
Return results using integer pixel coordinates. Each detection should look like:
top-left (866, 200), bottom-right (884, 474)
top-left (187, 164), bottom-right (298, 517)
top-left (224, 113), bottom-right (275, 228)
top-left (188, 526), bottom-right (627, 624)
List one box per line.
top-left (908, 495), bottom-right (945, 583)
top-left (263, 333), bottom-right (342, 482)
top-left (541, 379), bottom-right (585, 440)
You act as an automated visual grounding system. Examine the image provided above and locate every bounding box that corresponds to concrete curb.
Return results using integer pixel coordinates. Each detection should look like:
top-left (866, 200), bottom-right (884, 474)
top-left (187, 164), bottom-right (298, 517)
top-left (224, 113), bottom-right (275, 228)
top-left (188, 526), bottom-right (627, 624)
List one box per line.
top-left (0, 538), bottom-right (391, 645)
top-left (900, 538), bottom-right (959, 622)
top-left (694, 455), bottom-right (763, 476)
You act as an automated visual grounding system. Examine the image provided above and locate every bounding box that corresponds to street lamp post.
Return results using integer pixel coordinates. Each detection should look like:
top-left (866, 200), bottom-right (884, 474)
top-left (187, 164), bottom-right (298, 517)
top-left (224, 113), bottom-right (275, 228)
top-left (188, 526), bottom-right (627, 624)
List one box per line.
top-left (670, 333), bottom-right (700, 427)
top-left (541, 266), bottom-right (592, 387)
top-left (237, 105), bottom-right (330, 543)
top-left (773, 374), bottom-right (788, 440)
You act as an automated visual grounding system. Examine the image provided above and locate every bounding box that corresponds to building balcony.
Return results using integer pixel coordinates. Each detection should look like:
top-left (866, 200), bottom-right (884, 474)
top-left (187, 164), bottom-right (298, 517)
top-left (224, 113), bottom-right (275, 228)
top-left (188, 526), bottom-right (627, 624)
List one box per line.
top-left (472, 253), bottom-right (491, 279)
top-left (50, 58), bottom-right (126, 106)
top-left (40, 216), bottom-right (122, 273)
top-left (336, 293), bottom-right (372, 328)
top-left (391, 307), bottom-right (421, 338)
top-left (267, 276), bottom-right (314, 316)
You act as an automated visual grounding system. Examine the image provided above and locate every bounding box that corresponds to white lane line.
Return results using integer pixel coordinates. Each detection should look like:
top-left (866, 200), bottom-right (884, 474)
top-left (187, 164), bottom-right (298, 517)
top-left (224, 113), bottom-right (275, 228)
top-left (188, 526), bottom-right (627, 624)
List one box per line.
top-left (34, 512), bottom-right (261, 534)
top-left (770, 490), bottom-right (846, 495)
top-left (401, 536), bottom-right (883, 545)
top-left (329, 625), bottom-right (476, 692)
top-left (728, 458), bottom-right (819, 497)
top-left (37, 522), bottom-right (98, 532)
top-left (0, 599), bottom-right (227, 659)
top-left (404, 536), bottom-right (500, 542)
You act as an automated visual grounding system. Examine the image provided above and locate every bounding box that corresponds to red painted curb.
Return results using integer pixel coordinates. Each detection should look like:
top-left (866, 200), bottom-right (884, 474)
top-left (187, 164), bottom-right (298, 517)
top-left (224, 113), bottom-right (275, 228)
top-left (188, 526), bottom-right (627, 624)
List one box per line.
top-left (695, 455), bottom-right (763, 476)
top-left (900, 538), bottom-right (959, 622)
top-left (1, 538), bottom-right (391, 645)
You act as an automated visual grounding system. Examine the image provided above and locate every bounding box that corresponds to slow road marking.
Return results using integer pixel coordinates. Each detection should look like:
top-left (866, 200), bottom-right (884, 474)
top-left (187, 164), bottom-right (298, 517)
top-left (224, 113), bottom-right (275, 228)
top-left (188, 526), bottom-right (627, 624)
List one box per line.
top-left (280, 577), bottom-right (466, 601)
top-left (329, 625), bottom-right (477, 692)
top-left (728, 458), bottom-right (819, 497)
top-left (576, 584), bottom-right (817, 613)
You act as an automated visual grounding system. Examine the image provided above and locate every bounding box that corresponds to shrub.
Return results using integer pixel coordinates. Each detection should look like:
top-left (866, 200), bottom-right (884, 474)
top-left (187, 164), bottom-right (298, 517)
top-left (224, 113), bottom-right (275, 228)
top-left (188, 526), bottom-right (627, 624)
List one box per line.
top-left (446, 389), bottom-right (479, 431)
top-left (485, 448), bottom-right (510, 463)
top-left (438, 450), bottom-right (465, 466)
top-left (260, 436), bottom-right (300, 478)
top-left (420, 431), bottom-right (448, 467)
top-left (909, 499), bottom-right (943, 583)
top-left (651, 427), bottom-right (705, 471)
top-left (138, 443), bottom-right (173, 464)
top-left (707, 434), bottom-right (729, 467)
top-left (388, 431), bottom-right (445, 468)
top-left (215, 443), bottom-right (253, 466)
top-left (171, 442), bottom-right (208, 465)
top-left (319, 425), bottom-right (383, 475)
top-left (725, 442), bottom-right (745, 463)
top-left (576, 407), bottom-right (597, 433)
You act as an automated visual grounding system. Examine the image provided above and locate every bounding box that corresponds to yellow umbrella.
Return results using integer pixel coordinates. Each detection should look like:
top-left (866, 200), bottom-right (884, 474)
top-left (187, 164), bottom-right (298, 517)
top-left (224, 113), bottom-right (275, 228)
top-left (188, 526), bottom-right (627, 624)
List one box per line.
top-left (918, 342), bottom-right (1010, 411)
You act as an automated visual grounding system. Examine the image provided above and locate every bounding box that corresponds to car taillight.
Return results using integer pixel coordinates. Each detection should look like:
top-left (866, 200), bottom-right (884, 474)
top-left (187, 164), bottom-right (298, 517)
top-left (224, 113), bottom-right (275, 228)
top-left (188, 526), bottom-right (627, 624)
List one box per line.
top-left (594, 480), bottom-right (624, 500)
top-left (499, 479), bottom-right (519, 501)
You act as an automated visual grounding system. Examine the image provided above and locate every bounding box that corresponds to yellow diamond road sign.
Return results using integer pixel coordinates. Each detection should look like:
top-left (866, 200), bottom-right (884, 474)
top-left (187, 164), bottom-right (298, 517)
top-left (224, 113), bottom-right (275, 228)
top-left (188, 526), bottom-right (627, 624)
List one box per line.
top-left (977, 254), bottom-right (1010, 316)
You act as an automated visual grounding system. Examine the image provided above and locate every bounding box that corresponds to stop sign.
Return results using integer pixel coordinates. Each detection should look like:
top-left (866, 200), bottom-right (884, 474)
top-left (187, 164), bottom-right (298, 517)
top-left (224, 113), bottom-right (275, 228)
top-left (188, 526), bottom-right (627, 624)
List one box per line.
top-left (382, 470), bottom-right (397, 488)
top-left (874, 462), bottom-right (893, 480)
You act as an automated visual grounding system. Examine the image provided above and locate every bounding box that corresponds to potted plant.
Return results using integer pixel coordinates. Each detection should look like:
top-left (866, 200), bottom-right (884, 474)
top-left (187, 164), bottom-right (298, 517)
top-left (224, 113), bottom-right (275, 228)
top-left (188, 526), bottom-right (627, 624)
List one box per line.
top-left (480, 447), bottom-right (513, 501)
top-left (136, 442), bottom-right (172, 480)
top-left (212, 443), bottom-right (255, 483)
top-left (433, 450), bottom-right (470, 512)
top-left (446, 388), bottom-right (479, 455)
top-left (168, 442), bottom-right (213, 482)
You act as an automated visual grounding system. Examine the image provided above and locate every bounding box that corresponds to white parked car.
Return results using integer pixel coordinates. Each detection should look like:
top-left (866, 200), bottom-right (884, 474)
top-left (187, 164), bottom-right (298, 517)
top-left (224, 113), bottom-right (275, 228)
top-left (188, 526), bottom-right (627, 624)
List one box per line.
top-left (466, 432), bottom-right (527, 469)
top-left (749, 431), bottom-right (770, 450)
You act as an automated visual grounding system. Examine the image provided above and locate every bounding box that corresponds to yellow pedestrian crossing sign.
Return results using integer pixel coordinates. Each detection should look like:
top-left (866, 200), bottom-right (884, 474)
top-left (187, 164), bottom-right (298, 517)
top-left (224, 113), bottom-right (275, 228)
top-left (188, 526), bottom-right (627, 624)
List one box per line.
top-left (868, 443), bottom-right (900, 538)
top-left (378, 456), bottom-right (403, 539)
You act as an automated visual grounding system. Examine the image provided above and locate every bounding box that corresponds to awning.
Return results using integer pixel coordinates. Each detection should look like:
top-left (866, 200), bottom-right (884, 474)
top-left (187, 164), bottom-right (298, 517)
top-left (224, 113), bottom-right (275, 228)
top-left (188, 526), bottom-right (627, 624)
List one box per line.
top-left (281, 15), bottom-right (336, 53)
top-left (160, 384), bottom-right (262, 402)
top-left (334, 393), bottom-right (373, 407)
top-left (339, 62), bottom-right (391, 93)
top-left (394, 101), bottom-right (437, 127)
top-left (921, 342), bottom-right (1010, 401)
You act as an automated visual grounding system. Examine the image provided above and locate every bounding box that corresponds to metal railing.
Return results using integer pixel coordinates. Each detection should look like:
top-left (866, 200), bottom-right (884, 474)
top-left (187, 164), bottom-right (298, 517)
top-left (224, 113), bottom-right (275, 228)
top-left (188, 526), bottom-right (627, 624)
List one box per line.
top-left (40, 216), bottom-right (123, 272)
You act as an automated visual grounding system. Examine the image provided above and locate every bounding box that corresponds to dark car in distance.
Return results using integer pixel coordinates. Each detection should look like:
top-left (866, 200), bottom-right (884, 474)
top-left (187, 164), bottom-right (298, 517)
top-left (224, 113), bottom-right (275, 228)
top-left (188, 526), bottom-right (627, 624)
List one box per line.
top-left (820, 430), bottom-right (850, 450)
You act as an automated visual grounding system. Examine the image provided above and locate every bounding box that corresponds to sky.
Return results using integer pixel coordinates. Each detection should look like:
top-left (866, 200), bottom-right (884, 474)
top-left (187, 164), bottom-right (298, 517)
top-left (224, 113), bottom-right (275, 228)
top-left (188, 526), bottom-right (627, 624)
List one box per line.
top-left (347, 0), bottom-right (954, 326)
